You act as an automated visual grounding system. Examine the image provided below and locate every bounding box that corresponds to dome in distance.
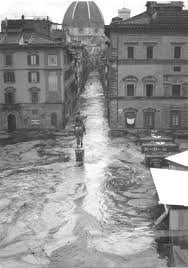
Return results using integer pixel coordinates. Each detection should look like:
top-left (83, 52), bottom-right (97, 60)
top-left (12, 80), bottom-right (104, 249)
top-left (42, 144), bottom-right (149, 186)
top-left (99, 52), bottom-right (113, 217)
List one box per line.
top-left (63, 1), bottom-right (104, 28)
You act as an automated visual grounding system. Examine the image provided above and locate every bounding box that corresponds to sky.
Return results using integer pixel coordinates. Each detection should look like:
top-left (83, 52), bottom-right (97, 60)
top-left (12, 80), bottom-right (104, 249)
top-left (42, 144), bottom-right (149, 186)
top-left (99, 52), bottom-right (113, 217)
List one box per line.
top-left (0, 0), bottom-right (188, 25)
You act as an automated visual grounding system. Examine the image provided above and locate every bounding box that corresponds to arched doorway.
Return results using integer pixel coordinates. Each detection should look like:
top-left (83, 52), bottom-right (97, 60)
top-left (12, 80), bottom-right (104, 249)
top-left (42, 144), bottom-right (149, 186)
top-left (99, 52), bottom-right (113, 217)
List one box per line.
top-left (51, 113), bottom-right (57, 128)
top-left (8, 114), bottom-right (16, 131)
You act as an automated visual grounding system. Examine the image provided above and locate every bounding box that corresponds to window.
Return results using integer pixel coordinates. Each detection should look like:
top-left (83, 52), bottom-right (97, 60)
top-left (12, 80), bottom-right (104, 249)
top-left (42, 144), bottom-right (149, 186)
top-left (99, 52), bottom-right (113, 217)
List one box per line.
top-left (48, 55), bottom-right (57, 66)
top-left (5, 54), bottom-right (13, 66)
top-left (5, 92), bottom-right (15, 104)
top-left (170, 111), bottom-right (181, 128)
top-left (4, 71), bottom-right (15, 83)
top-left (174, 47), bottom-right (181, 59)
top-left (127, 84), bottom-right (134, 96)
top-left (48, 72), bottom-right (58, 91)
top-left (173, 66), bottom-right (181, 72)
top-left (28, 54), bottom-right (39, 65)
top-left (172, 85), bottom-right (181, 97)
top-left (79, 28), bottom-right (83, 33)
top-left (51, 113), bottom-right (57, 127)
top-left (147, 46), bottom-right (153, 59)
top-left (28, 71), bottom-right (40, 83)
top-left (146, 84), bottom-right (153, 97)
top-left (144, 112), bottom-right (154, 128)
top-left (128, 47), bottom-right (134, 59)
top-left (31, 92), bottom-right (39, 103)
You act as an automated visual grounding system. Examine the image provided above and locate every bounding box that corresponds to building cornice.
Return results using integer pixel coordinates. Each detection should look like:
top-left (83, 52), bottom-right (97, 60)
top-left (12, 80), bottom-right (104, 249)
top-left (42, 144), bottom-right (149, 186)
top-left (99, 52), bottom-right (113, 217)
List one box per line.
top-left (108, 96), bottom-right (188, 100)
top-left (113, 59), bottom-right (188, 65)
top-left (105, 25), bottom-right (188, 36)
top-left (0, 44), bottom-right (66, 49)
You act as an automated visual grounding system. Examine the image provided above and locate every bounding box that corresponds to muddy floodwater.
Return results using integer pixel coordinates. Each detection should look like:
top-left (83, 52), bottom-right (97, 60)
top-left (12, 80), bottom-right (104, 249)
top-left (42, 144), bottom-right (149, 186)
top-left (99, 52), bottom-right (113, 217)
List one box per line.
top-left (0, 72), bottom-right (181, 267)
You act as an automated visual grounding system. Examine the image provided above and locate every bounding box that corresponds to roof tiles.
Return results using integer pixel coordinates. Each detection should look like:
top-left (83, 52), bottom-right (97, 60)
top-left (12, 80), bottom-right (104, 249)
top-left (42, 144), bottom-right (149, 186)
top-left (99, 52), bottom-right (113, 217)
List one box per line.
top-left (0, 31), bottom-right (62, 46)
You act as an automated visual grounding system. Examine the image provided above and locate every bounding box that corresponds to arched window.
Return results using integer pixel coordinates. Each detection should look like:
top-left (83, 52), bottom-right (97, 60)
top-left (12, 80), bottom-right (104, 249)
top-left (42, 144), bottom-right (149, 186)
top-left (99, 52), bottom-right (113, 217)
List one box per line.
top-left (143, 107), bottom-right (156, 129)
top-left (4, 87), bottom-right (16, 104)
top-left (122, 76), bottom-right (138, 97)
top-left (29, 87), bottom-right (40, 103)
top-left (142, 76), bottom-right (157, 97)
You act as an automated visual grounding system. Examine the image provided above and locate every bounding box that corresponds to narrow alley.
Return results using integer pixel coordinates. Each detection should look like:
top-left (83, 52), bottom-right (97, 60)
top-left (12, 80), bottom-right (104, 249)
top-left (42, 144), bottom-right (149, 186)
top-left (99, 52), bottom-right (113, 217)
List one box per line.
top-left (0, 72), bottom-right (168, 267)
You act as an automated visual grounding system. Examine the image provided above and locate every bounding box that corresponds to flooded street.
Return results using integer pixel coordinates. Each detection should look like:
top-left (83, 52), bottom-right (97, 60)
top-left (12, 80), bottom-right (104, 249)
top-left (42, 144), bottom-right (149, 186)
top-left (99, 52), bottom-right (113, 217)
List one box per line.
top-left (0, 72), bottom-right (170, 267)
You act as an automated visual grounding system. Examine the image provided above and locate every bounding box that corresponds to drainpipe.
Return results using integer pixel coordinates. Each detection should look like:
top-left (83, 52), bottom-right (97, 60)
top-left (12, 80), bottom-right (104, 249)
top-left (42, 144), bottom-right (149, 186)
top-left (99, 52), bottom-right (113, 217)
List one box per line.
top-left (154, 204), bottom-right (169, 226)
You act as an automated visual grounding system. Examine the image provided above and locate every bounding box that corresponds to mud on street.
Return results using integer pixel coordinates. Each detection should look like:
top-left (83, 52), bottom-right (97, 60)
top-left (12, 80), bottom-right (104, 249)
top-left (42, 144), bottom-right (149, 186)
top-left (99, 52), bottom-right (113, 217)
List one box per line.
top-left (0, 72), bottom-right (169, 267)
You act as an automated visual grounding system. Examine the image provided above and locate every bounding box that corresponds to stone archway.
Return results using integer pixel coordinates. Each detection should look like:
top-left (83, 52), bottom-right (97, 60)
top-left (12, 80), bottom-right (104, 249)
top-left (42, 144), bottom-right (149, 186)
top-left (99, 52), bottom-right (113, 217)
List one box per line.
top-left (8, 114), bottom-right (16, 131)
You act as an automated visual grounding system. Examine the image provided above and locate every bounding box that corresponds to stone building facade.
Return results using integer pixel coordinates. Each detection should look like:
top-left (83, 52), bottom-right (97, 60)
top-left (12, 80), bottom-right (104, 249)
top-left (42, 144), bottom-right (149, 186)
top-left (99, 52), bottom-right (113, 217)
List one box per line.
top-left (105, 1), bottom-right (188, 132)
top-left (0, 17), bottom-right (85, 131)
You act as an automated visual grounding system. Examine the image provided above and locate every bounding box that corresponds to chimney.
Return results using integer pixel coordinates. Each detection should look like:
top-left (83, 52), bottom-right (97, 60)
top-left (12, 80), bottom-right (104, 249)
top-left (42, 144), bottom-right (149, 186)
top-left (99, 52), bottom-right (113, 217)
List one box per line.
top-left (118, 7), bottom-right (131, 20)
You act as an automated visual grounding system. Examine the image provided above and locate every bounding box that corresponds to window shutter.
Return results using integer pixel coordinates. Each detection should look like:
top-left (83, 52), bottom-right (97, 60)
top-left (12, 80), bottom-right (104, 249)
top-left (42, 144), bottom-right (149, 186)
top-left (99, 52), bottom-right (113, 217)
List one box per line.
top-left (36, 55), bottom-right (39, 65)
top-left (4, 72), bottom-right (7, 83)
top-left (28, 55), bottom-right (31, 65)
top-left (28, 72), bottom-right (31, 82)
top-left (37, 72), bottom-right (40, 82)
top-left (13, 72), bottom-right (15, 82)
top-left (5, 93), bottom-right (8, 104)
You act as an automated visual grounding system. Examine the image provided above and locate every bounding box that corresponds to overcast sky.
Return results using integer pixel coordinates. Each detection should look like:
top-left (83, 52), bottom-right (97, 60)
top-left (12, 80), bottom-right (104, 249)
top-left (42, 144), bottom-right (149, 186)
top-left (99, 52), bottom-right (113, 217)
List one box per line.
top-left (0, 0), bottom-right (188, 25)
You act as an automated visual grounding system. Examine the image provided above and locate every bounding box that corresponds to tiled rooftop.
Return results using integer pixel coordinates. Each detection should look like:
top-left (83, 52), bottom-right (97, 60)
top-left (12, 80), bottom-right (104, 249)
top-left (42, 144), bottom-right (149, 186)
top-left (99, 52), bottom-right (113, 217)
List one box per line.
top-left (0, 31), bottom-right (62, 46)
top-left (111, 1), bottom-right (188, 26)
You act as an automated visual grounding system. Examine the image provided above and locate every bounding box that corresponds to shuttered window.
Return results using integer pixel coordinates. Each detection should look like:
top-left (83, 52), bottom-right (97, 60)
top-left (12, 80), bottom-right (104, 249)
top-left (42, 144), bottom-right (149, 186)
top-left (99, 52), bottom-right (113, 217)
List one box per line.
top-left (5, 54), bottom-right (13, 66)
top-left (127, 84), bottom-right (134, 96)
top-left (48, 72), bottom-right (58, 91)
top-left (4, 71), bottom-right (15, 83)
top-left (31, 92), bottom-right (39, 103)
top-left (170, 111), bottom-right (181, 128)
top-left (5, 92), bottom-right (15, 104)
top-left (147, 46), bottom-right (153, 59)
top-left (28, 54), bottom-right (39, 65)
top-left (172, 85), bottom-right (181, 97)
top-left (143, 112), bottom-right (154, 128)
top-left (174, 47), bottom-right (181, 59)
top-left (127, 47), bottom-right (134, 59)
top-left (28, 71), bottom-right (40, 83)
top-left (48, 55), bottom-right (57, 66)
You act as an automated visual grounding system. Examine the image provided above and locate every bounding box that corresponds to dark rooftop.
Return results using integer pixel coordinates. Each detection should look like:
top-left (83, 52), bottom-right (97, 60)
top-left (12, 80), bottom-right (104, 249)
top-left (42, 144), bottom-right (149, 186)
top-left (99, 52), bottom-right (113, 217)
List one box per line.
top-left (110, 1), bottom-right (188, 26)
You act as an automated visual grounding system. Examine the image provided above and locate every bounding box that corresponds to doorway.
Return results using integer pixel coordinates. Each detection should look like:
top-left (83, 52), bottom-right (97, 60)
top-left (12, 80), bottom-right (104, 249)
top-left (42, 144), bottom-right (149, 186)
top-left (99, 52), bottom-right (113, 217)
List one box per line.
top-left (8, 114), bottom-right (16, 131)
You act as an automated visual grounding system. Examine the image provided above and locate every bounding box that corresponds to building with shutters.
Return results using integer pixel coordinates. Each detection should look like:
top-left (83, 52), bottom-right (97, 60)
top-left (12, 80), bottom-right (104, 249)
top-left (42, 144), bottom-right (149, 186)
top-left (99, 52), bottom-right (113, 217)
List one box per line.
top-left (0, 16), bottom-right (85, 130)
top-left (105, 1), bottom-right (188, 133)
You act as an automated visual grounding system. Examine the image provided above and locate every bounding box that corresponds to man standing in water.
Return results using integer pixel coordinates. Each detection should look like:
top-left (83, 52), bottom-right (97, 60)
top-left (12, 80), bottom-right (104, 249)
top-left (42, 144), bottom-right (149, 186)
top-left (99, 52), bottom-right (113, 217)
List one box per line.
top-left (74, 111), bottom-right (86, 147)
top-left (74, 111), bottom-right (86, 133)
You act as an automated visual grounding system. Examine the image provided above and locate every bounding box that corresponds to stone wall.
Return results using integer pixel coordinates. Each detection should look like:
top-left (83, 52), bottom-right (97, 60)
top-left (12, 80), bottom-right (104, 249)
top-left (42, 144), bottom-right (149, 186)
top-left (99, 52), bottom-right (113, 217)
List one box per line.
top-left (0, 104), bottom-right (64, 130)
top-left (109, 98), bottom-right (188, 130)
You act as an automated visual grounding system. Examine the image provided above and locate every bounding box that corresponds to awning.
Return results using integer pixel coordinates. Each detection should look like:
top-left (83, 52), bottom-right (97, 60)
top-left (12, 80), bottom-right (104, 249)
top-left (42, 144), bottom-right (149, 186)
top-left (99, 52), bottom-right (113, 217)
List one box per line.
top-left (150, 168), bottom-right (188, 206)
top-left (165, 150), bottom-right (188, 168)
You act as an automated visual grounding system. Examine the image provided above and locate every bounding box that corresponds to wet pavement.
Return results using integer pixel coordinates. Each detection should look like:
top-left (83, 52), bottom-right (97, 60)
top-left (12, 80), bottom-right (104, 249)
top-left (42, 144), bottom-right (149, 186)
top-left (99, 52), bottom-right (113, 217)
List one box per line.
top-left (0, 71), bottom-right (182, 267)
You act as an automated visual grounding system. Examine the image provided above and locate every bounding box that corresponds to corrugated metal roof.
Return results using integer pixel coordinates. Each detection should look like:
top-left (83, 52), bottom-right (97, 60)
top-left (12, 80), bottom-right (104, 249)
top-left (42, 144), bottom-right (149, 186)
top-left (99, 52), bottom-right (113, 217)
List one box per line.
top-left (150, 168), bottom-right (188, 207)
top-left (166, 150), bottom-right (188, 168)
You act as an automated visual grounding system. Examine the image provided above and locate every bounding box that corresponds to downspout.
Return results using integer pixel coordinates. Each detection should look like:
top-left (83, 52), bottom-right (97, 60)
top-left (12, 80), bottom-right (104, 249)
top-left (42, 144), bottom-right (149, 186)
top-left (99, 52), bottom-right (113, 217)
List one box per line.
top-left (154, 204), bottom-right (169, 226)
